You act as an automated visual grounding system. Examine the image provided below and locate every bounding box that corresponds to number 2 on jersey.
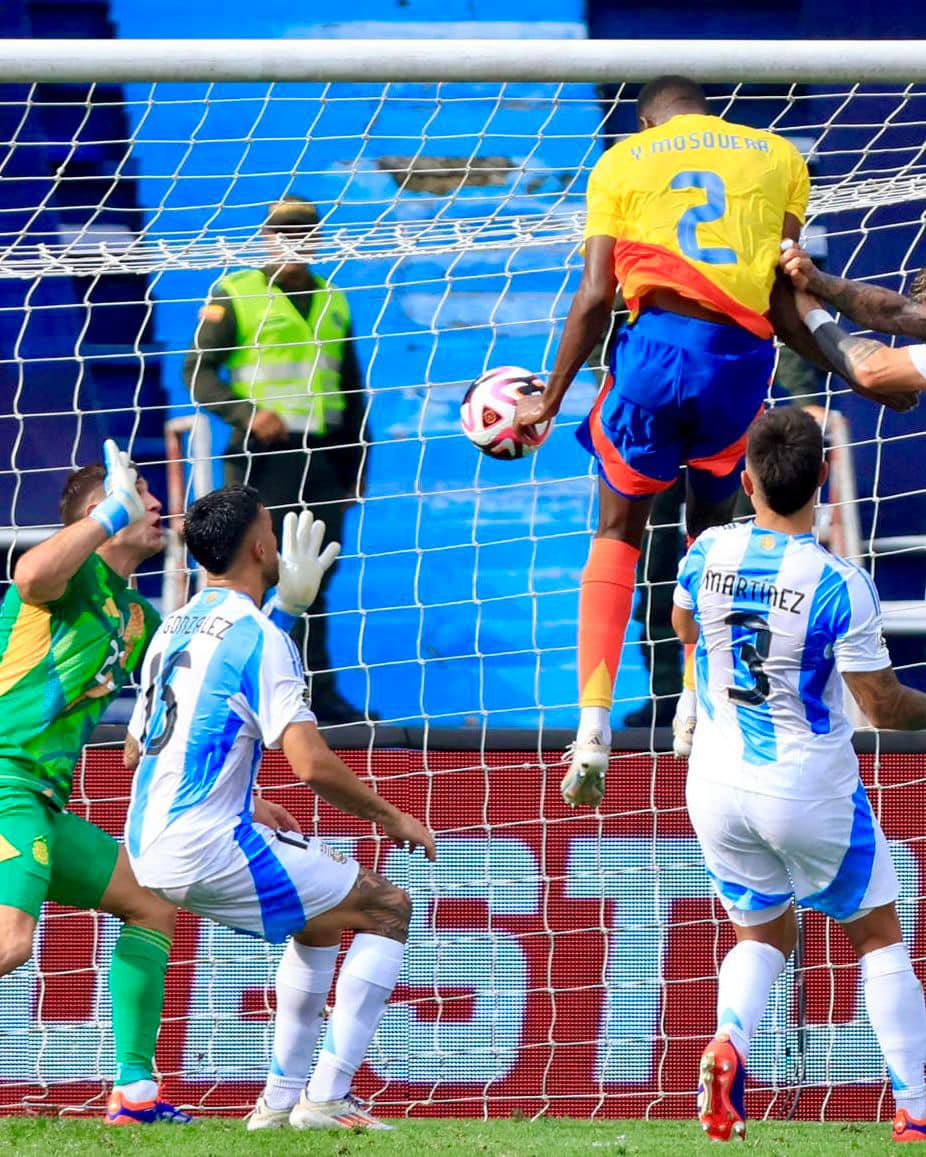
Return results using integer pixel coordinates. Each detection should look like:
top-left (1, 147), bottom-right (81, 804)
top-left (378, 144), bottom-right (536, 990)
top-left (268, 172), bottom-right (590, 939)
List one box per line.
top-left (143, 649), bottom-right (192, 754)
top-left (671, 170), bottom-right (737, 266)
top-left (725, 611), bottom-right (771, 705)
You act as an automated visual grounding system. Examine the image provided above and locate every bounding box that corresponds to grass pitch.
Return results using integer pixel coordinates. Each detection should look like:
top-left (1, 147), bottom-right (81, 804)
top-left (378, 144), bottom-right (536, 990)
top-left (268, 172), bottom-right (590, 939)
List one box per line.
top-left (0, 1117), bottom-right (893, 1155)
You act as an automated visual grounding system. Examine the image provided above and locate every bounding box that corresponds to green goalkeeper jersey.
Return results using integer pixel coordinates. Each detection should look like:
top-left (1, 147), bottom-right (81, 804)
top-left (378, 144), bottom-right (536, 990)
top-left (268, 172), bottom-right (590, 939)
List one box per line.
top-left (0, 553), bottom-right (159, 809)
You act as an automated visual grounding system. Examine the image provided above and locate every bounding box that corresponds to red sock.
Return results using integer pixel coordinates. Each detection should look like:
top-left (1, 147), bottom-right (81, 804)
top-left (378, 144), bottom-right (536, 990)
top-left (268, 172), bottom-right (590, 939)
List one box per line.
top-left (578, 537), bottom-right (640, 708)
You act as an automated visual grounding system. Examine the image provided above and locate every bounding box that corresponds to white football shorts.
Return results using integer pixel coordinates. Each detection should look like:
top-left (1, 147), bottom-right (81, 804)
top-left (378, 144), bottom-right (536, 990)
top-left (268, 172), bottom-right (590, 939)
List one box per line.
top-left (143, 822), bottom-right (360, 943)
top-left (686, 776), bottom-right (898, 926)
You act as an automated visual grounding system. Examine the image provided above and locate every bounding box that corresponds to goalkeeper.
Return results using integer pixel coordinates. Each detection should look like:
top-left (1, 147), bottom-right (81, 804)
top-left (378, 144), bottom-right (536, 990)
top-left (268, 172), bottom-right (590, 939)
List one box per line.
top-left (0, 441), bottom-right (191, 1126)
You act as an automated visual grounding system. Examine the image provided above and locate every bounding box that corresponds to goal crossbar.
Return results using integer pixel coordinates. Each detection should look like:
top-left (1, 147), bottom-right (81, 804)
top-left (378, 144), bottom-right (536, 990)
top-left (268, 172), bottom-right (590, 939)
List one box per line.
top-left (0, 38), bottom-right (925, 84)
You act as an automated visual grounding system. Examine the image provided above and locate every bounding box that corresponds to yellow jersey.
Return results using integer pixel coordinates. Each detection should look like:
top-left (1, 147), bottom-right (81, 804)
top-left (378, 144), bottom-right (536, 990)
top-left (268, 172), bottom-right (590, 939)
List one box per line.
top-left (584, 113), bottom-right (810, 339)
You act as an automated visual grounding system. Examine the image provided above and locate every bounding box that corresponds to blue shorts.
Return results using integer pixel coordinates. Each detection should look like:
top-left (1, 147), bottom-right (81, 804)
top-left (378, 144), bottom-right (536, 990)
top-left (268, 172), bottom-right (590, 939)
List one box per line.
top-left (577, 308), bottom-right (775, 501)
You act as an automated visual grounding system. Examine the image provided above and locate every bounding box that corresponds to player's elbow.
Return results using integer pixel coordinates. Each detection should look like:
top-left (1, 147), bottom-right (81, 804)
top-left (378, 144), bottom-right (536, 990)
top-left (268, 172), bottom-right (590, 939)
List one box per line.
top-left (671, 604), bottom-right (698, 645)
top-left (852, 349), bottom-right (913, 394)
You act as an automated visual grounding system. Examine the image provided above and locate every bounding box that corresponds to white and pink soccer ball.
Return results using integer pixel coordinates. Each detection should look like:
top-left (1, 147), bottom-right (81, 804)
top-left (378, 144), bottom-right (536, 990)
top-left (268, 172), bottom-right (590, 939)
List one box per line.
top-left (460, 366), bottom-right (552, 460)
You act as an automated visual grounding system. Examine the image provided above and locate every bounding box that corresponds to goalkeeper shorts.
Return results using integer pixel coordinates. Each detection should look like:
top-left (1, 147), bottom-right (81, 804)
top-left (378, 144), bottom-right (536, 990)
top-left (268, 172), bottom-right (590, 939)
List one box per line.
top-left (687, 776), bottom-right (899, 925)
top-left (577, 307), bottom-right (774, 501)
top-left (0, 784), bottom-right (119, 920)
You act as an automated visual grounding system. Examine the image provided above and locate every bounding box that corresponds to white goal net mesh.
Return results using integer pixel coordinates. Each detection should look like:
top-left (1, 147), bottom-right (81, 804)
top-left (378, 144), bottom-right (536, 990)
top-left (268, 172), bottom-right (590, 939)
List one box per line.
top-left (1, 64), bottom-right (926, 1120)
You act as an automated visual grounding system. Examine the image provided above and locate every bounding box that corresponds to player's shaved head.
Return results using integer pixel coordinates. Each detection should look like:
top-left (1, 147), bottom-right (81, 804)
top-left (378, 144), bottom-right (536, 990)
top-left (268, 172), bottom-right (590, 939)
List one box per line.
top-left (910, 267), bottom-right (926, 304)
top-left (637, 75), bottom-right (709, 128)
top-left (746, 407), bottom-right (824, 516)
top-left (184, 484), bottom-right (264, 575)
top-left (60, 463), bottom-right (106, 525)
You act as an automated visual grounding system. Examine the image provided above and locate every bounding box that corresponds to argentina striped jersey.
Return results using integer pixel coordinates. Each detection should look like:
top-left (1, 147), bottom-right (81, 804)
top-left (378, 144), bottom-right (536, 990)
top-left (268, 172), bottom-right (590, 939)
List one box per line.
top-left (674, 522), bottom-right (890, 799)
top-left (125, 587), bottom-right (315, 887)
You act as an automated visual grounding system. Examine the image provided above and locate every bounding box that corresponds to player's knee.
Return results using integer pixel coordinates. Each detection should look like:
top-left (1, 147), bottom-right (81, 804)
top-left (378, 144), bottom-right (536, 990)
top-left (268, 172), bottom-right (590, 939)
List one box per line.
top-left (371, 882), bottom-right (412, 943)
top-left (112, 888), bottom-right (177, 937)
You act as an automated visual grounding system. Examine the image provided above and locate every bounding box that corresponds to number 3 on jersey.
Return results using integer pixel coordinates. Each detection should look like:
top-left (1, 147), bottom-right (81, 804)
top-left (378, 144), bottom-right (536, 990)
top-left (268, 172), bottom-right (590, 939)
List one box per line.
top-left (725, 611), bottom-right (771, 705)
top-left (671, 170), bottom-right (737, 266)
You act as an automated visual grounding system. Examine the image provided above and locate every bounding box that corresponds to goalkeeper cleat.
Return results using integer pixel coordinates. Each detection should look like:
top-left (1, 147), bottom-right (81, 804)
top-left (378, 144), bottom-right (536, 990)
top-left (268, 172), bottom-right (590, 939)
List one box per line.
top-left (672, 689), bottom-right (697, 759)
top-left (289, 1091), bottom-right (393, 1131)
top-left (697, 1034), bottom-right (746, 1142)
top-left (560, 735), bottom-right (609, 808)
top-left (246, 1095), bottom-right (293, 1131)
top-left (894, 1109), bottom-right (926, 1142)
top-left (104, 1087), bottom-right (194, 1126)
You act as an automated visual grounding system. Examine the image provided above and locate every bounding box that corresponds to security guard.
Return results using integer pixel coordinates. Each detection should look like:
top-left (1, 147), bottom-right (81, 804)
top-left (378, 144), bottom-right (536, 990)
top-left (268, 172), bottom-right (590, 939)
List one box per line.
top-left (183, 195), bottom-right (370, 726)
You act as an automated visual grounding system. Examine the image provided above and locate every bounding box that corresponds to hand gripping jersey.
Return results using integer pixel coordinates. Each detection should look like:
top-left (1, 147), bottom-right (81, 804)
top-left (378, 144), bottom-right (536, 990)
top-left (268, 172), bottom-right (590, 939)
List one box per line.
top-left (584, 114), bottom-right (810, 338)
top-left (125, 587), bottom-right (315, 888)
top-left (0, 554), bottom-right (158, 809)
top-left (674, 522), bottom-right (890, 799)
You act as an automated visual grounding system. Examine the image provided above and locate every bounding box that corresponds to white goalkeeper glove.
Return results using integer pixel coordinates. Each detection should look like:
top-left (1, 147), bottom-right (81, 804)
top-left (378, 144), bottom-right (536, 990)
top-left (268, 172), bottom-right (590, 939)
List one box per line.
top-left (89, 438), bottom-right (145, 537)
top-left (273, 510), bottom-right (341, 617)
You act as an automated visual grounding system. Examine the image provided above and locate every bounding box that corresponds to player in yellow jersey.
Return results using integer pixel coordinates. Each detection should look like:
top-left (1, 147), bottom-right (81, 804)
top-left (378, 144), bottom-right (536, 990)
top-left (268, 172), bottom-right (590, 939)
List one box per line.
top-left (514, 75), bottom-right (810, 806)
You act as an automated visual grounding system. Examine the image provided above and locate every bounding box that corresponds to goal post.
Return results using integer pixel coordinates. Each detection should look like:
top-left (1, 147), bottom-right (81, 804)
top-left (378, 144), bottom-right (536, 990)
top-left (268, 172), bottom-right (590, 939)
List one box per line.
top-left (1, 38), bottom-right (926, 1120)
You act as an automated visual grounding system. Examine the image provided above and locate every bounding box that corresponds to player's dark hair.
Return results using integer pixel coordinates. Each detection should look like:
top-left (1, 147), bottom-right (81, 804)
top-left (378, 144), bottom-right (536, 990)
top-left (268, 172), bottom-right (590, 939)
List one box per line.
top-left (637, 75), bottom-right (709, 121)
top-left (747, 407), bottom-right (823, 516)
top-left (910, 267), bottom-right (926, 304)
top-left (183, 484), bottom-right (263, 574)
top-left (60, 463), bottom-right (106, 526)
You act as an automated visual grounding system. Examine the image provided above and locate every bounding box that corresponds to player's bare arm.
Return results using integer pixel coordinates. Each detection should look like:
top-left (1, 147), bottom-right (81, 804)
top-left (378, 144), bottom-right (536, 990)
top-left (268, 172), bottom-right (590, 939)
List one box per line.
top-left (512, 234), bottom-right (617, 435)
top-left (282, 720), bottom-right (437, 861)
top-left (671, 604), bottom-right (699, 646)
top-left (124, 733), bottom-right (140, 771)
top-left (843, 667), bottom-right (926, 731)
top-left (794, 289), bottom-right (925, 396)
top-left (781, 244), bottom-right (926, 340)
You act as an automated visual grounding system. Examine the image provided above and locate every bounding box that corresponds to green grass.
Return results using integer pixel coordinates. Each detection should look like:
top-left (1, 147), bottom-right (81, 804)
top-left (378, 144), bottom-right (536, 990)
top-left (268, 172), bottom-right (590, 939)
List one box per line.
top-left (0, 1118), bottom-right (894, 1155)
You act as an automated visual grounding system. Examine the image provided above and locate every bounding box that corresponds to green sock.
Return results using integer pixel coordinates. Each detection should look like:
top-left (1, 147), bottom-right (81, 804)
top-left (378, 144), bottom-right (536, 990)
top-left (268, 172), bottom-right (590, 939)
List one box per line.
top-left (109, 924), bottom-right (171, 1086)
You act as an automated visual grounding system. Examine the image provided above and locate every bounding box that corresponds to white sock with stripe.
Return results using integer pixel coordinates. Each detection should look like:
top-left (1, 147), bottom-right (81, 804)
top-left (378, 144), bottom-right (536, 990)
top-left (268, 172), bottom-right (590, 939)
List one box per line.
top-left (306, 934), bottom-right (405, 1104)
top-left (262, 940), bottom-right (339, 1112)
top-left (715, 940), bottom-right (787, 1062)
top-left (862, 942), bottom-right (926, 1119)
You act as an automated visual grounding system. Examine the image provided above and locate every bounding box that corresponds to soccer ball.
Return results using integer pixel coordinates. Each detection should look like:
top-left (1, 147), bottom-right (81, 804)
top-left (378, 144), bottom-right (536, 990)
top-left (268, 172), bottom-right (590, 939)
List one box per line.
top-left (460, 366), bottom-right (552, 460)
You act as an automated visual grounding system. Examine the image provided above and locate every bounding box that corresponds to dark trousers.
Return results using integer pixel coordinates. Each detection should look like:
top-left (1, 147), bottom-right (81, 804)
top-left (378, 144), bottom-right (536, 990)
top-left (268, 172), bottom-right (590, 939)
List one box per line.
top-left (632, 478), bottom-right (684, 699)
top-left (225, 433), bottom-right (348, 703)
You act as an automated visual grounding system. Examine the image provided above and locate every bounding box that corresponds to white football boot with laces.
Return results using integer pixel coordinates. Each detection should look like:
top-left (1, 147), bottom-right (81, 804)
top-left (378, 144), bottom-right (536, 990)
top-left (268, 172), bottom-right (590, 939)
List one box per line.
top-left (289, 1090), bottom-right (393, 1131)
top-left (560, 731), bottom-right (610, 808)
top-left (246, 1095), bottom-right (292, 1131)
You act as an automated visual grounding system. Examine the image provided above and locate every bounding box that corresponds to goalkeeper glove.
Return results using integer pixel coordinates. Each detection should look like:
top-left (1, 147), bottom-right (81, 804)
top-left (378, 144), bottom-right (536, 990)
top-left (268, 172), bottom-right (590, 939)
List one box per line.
top-left (268, 510), bottom-right (341, 619)
top-left (89, 439), bottom-right (145, 537)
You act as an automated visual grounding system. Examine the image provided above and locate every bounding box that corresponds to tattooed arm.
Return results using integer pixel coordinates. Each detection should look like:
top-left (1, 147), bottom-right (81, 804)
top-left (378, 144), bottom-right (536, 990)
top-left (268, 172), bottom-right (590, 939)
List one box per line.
top-left (781, 245), bottom-right (926, 339)
top-left (844, 667), bottom-right (926, 731)
top-left (796, 291), bottom-right (925, 398)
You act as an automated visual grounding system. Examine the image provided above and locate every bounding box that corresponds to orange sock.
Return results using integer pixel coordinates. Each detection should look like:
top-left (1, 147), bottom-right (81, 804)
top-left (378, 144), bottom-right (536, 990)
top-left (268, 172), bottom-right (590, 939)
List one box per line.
top-left (681, 536), bottom-right (698, 694)
top-left (683, 645), bottom-right (696, 691)
top-left (578, 537), bottom-right (640, 708)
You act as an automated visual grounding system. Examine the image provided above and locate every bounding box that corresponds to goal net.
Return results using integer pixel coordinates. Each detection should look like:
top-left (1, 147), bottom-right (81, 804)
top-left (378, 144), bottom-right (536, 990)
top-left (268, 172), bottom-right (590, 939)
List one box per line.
top-left (1, 39), bottom-right (925, 1120)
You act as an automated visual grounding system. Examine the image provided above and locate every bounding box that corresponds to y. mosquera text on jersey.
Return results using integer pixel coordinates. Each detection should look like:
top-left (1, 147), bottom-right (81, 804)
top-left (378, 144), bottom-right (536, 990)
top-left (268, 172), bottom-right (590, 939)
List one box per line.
top-left (675, 523), bottom-right (890, 799)
top-left (0, 555), bottom-right (158, 809)
top-left (584, 113), bottom-right (810, 338)
top-left (125, 587), bottom-right (315, 889)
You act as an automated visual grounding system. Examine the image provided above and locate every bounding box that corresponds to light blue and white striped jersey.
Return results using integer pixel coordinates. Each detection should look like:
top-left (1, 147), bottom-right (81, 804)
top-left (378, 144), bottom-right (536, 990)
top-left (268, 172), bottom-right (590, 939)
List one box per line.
top-left (125, 587), bottom-right (314, 886)
top-left (674, 521), bottom-right (890, 799)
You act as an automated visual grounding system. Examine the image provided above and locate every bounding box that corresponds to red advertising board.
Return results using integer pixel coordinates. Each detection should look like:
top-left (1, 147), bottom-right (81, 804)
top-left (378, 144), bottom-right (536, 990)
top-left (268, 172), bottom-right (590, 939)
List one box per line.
top-left (2, 745), bottom-right (922, 1121)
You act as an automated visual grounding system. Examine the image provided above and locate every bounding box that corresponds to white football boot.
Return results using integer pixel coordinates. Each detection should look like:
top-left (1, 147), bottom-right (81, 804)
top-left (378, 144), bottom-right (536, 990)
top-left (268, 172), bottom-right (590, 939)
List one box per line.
top-left (289, 1090), bottom-right (393, 1131)
top-left (245, 1095), bottom-right (293, 1131)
